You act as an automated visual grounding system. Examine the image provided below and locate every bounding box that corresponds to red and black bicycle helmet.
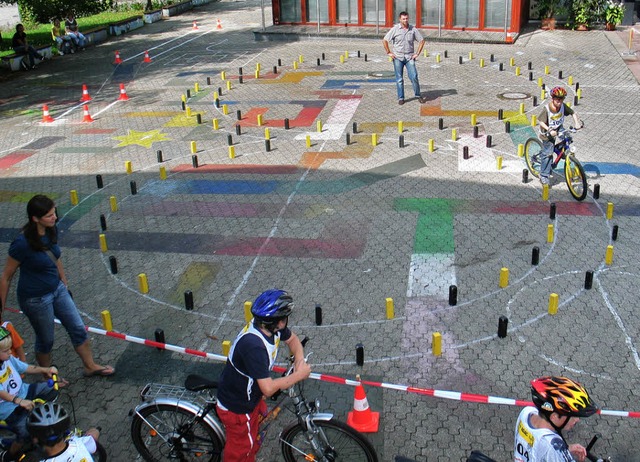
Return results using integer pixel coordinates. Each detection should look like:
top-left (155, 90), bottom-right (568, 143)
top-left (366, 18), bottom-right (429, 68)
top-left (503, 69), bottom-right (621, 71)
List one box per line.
top-left (531, 376), bottom-right (597, 418)
top-left (550, 86), bottom-right (567, 99)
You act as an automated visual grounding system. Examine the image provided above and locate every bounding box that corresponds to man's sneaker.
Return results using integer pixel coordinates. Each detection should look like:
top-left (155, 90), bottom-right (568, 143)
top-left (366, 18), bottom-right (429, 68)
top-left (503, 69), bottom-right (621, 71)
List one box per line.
top-left (398, 99), bottom-right (404, 105)
top-left (419, 96), bottom-right (427, 103)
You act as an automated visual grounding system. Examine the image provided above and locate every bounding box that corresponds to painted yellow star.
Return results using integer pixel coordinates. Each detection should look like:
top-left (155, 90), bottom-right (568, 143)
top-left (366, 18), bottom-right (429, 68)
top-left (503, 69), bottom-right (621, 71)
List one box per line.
top-left (113, 129), bottom-right (171, 148)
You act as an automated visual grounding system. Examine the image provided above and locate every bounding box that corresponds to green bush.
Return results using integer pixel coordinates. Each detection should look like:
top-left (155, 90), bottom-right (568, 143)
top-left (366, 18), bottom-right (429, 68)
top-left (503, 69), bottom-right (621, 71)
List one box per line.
top-left (17, 0), bottom-right (116, 25)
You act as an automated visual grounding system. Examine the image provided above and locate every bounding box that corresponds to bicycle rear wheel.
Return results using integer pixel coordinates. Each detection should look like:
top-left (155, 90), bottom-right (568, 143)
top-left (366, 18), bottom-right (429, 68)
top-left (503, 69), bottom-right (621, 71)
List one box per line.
top-left (131, 404), bottom-right (223, 462)
top-left (280, 418), bottom-right (378, 462)
top-left (564, 155), bottom-right (587, 201)
top-left (524, 138), bottom-right (543, 178)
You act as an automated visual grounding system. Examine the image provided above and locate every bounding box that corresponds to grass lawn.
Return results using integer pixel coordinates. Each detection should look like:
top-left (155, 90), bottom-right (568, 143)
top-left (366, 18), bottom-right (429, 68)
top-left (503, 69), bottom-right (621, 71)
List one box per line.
top-left (1, 11), bottom-right (142, 56)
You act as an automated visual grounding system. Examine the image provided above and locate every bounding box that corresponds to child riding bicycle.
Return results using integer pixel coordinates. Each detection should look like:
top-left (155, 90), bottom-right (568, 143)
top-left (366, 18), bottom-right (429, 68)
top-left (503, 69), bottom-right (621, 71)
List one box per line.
top-left (216, 289), bottom-right (311, 462)
top-left (514, 376), bottom-right (598, 462)
top-left (0, 327), bottom-right (59, 461)
top-left (537, 86), bottom-right (583, 185)
top-left (27, 402), bottom-right (101, 462)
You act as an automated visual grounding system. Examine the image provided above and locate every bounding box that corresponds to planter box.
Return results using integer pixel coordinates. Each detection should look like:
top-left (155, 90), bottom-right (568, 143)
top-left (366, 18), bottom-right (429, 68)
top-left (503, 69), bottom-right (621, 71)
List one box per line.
top-left (143, 9), bottom-right (163, 23)
top-left (84, 27), bottom-right (108, 46)
top-left (162, 0), bottom-right (193, 17)
top-left (192, 0), bottom-right (212, 5)
top-left (109, 16), bottom-right (144, 36)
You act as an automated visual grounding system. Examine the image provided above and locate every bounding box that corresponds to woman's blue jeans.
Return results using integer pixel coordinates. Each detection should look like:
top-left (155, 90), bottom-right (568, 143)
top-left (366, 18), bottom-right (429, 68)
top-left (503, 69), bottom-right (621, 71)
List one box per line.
top-left (19, 281), bottom-right (88, 354)
top-left (393, 57), bottom-right (421, 101)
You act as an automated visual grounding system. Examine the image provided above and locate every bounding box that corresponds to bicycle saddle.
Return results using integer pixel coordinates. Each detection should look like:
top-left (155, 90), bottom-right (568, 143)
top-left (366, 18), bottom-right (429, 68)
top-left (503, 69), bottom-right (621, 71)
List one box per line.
top-left (185, 374), bottom-right (218, 391)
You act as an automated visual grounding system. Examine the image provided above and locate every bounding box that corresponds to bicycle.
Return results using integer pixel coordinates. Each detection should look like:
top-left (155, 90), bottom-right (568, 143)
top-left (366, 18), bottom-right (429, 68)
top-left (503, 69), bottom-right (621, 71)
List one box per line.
top-left (0, 375), bottom-right (107, 462)
top-left (466, 434), bottom-right (610, 462)
top-left (523, 126), bottom-right (588, 201)
top-left (130, 338), bottom-right (379, 461)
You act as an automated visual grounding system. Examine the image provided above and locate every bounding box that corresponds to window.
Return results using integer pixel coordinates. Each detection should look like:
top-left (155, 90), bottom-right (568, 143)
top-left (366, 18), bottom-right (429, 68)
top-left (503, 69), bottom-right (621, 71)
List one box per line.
top-left (454, 1), bottom-right (479, 27)
top-left (485, 0), bottom-right (511, 28)
top-left (363, 0), bottom-right (385, 24)
top-left (307, 0), bottom-right (329, 22)
top-left (421, 0), bottom-right (444, 26)
top-left (337, 0), bottom-right (359, 23)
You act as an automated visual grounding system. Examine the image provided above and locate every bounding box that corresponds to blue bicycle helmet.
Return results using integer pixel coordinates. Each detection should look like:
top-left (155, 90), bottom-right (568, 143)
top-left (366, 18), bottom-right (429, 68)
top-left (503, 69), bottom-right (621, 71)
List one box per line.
top-left (251, 289), bottom-right (293, 325)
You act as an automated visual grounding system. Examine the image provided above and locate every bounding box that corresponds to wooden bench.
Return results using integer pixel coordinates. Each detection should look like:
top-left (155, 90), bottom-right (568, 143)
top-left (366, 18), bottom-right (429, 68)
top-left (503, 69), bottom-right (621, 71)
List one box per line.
top-left (0, 45), bottom-right (52, 71)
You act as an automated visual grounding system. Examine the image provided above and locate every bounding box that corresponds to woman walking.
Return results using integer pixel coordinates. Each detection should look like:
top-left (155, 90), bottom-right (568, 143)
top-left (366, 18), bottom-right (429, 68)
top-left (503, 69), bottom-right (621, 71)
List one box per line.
top-left (0, 195), bottom-right (114, 377)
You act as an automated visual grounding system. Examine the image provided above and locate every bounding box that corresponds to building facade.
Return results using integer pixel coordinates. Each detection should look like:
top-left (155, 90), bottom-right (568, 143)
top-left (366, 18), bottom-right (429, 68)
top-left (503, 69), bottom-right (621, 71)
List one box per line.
top-left (272, 0), bottom-right (527, 34)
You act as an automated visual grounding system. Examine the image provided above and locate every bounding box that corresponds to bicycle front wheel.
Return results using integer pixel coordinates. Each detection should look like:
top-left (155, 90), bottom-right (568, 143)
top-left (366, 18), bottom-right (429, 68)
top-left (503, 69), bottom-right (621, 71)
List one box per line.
top-left (131, 404), bottom-right (223, 462)
top-left (280, 419), bottom-right (378, 462)
top-left (564, 155), bottom-right (587, 201)
top-left (524, 137), bottom-right (543, 179)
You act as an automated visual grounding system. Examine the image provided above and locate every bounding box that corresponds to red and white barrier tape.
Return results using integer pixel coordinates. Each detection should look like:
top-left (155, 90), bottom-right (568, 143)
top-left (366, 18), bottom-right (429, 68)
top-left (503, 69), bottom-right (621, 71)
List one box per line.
top-left (9, 310), bottom-right (639, 418)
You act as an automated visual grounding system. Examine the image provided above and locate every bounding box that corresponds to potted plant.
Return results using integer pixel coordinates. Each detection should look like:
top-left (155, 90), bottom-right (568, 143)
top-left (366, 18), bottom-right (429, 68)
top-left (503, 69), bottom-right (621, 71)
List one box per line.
top-left (571, 0), bottom-right (597, 30)
top-left (604, 0), bottom-right (625, 30)
top-left (536, 0), bottom-right (569, 30)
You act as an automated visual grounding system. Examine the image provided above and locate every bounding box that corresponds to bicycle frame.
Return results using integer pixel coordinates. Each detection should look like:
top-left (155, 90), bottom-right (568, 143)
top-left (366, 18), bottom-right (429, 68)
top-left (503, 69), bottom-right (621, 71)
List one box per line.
top-left (550, 130), bottom-right (575, 170)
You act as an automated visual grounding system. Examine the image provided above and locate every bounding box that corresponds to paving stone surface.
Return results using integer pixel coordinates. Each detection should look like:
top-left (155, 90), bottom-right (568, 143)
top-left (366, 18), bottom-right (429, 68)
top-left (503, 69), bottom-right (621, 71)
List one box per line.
top-left (1, 2), bottom-right (640, 461)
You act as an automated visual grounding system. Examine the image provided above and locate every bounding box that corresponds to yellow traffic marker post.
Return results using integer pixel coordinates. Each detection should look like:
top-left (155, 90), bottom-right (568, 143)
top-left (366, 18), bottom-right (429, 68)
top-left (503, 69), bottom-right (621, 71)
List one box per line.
top-left (99, 234), bottom-right (108, 252)
top-left (468, 51), bottom-right (473, 60)
top-left (190, 141), bottom-right (197, 154)
top-left (257, 114), bottom-right (263, 126)
top-left (451, 128), bottom-right (457, 141)
top-left (531, 115), bottom-right (537, 126)
top-left (70, 190), bottom-right (79, 206)
top-left (293, 61), bottom-right (298, 70)
top-left (101, 310), bottom-right (113, 331)
top-left (306, 135), bottom-right (312, 148)
top-left (432, 332), bottom-right (442, 356)
top-left (537, 77), bottom-right (543, 87)
top-left (371, 133), bottom-right (378, 146)
top-left (385, 298), bottom-right (394, 319)
top-left (256, 63), bottom-right (261, 71)
top-left (138, 273), bottom-right (149, 294)
top-left (125, 161), bottom-right (132, 174)
top-left (339, 55), bottom-right (344, 64)
top-left (568, 75), bottom-right (573, 85)
top-left (548, 293), bottom-right (559, 315)
top-left (194, 82), bottom-right (200, 92)
top-left (226, 80), bottom-right (232, 91)
top-left (244, 301), bottom-right (252, 322)
top-left (428, 139), bottom-right (435, 152)
top-left (436, 53), bottom-right (441, 63)
top-left (222, 340), bottom-right (231, 357)
top-left (317, 120), bottom-right (322, 132)
top-left (228, 146), bottom-right (235, 159)
top-left (159, 166), bottom-right (167, 180)
top-left (185, 106), bottom-right (192, 117)
top-left (515, 66), bottom-right (520, 76)
top-left (220, 71), bottom-right (226, 81)
top-left (471, 113), bottom-right (477, 126)
top-left (222, 104), bottom-right (229, 115)
top-left (181, 94), bottom-right (187, 103)
top-left (517, 144), bottom-right (524, 157)
top-left (212, 118), bottom-right (219, 130)
top-left (547, 223), bottom-right (554, 243)
top-left (255, 70), bottom-right (260, 79)
top-left (499, 267), bottom-right (509, 288)
top-left (344, 51), bottom-right (349, 59)
top-left (605, 245), bottom-right (614, 265)
top-left (264, 128), bottom-right (270, 140)
top-left (479, 58), bottom-right (484, 68)
top-left (544, 65), bottom-right (550, 75)
top-left (398, 121), bottom-right (403, 133)
top-left (109, 196), bottom-right (118, 212)
top-left (496, 156), bottom-right (503, 170)
top-left (606, 202), bottom-right (614, 219)
top-left (298, 55), bottom-right (304, 63)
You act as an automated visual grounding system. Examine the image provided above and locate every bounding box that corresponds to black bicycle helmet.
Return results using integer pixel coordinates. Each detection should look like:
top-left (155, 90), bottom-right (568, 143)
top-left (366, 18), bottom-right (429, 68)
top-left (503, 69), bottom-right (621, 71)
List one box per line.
top-left (531, 376), bottom-right (597, 418)
top-left (251, 289), bottom-right (293, 326)
top-left (27, 403), bottom-right (71, 444)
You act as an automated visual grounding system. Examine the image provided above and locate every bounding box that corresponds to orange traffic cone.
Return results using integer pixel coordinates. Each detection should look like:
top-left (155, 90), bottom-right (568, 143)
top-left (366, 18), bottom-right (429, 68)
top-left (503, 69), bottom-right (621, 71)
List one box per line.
top-left (143, 51), bottom-right (152, 63)
top-left (114, 50), bottom-right (122, 64)
top-left (80, 84), bottom-right (92, 102)
top-left (346, 380), bottom-right (379, 433)
top-left (216, 19), bottom-right (222, 29)
top-left (192, 21), bottom-right (198, 30)
top-left (81, 104), bottom-right (94, 123)
top-left (41, 104), bottom-right (54, 123)
top-left (118, 83), bottom-right (130, 101)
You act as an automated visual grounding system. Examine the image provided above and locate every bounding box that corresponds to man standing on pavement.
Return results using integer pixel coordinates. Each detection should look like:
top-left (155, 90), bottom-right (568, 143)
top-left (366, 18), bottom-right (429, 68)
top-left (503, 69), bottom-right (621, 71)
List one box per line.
top-left (383, 12), bottom-right (427, 105)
